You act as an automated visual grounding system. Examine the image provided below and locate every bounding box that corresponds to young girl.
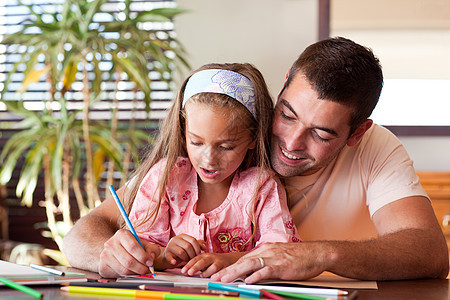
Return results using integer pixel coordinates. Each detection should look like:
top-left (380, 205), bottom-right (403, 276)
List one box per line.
top-left (124, 63), bottom-right (299, 278)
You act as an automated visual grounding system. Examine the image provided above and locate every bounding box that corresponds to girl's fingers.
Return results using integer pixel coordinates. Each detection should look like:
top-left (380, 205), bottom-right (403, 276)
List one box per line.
top-left (176, 235), bottom-right (202, 259)
top-left (182, 256), bottom-right (209, 276)
top-left (201, 263), bottom-right (222, 278)
top-left (164, 250), bottom-right (178, 265)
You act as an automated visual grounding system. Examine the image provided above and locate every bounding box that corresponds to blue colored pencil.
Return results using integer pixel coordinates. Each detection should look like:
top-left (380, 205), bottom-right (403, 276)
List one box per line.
top-left (109, 185), bottom-right (155, 277)
top-left (207, 282), bottom-right (261, 298)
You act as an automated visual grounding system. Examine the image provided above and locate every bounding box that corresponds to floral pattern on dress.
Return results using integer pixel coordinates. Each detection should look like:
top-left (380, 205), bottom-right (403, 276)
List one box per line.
top-left (214, 227), bottom-right (251, 252)
top-left (176, 159), bottom-right (187, 168)
top-left (283, 217), bottom-right (301, 242)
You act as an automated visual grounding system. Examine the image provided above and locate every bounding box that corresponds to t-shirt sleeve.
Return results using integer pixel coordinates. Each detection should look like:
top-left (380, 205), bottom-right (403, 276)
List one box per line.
top-left (362, 126), bottom-right (428, 216)
top-left (253, 174), bottom-right (301, 246)
top-left (129, 159), bottom-right (171, 247)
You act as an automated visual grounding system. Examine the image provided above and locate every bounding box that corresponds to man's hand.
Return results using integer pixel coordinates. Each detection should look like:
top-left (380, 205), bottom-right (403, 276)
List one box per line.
top-left (211, 242), bottom-right (328, 283)
top-left (99, 229), bottom-right (161, 278)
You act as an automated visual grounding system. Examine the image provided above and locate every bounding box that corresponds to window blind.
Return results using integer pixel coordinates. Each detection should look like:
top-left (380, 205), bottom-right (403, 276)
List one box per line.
top-left (0, 0), bottom-right (180, 248)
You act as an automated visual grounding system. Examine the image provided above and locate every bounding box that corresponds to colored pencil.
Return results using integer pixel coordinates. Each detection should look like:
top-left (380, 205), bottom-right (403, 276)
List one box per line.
top-left (139, 284), bottom-right (239, 296)
top-left (109, 185), bottom-right (155, 277)
top-left (30, 263), bottom-right (65, 276)
top-left (238, 284), bottom-right (348, 296)
top-left (208, 282), bottom-right (261, 298)
top-left (64, 282), bottom-right (238, 296)
top-left (261, 289), bottom-right (286, 300)
top-left (61, 285), bottom-right (165, 298)
top-left (64, 281), bottom-right (143, 289)
top-left (61, 285), bottom-right (242, 299)
top-left (164, 294), bottom-right (241, 300)
top-left (0, 276), bottom-right (43, 299)
top-left (264, 289), bottom-right (332, 300)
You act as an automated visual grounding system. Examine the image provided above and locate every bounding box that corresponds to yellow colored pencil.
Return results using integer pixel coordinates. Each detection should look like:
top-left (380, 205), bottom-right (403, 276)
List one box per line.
top-left (61, 285), bottom-right (243, 299)
top-left (61, 285), bottom-right (166, 298)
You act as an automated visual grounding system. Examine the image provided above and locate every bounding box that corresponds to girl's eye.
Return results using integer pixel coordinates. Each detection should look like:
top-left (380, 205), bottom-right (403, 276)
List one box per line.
top-left (219, 145), bottom-right (234, 151)
top-left (190, 141), bottom-right (202, 146)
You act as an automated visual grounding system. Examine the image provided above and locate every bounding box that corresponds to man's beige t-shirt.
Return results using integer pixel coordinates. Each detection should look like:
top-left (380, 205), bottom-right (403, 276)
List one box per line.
top-left (284, 124), bottom-right (428, 241)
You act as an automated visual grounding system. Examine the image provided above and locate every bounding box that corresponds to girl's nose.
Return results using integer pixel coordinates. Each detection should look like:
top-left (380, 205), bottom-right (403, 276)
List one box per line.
top-left (202, 146), bottom-right (218, 166)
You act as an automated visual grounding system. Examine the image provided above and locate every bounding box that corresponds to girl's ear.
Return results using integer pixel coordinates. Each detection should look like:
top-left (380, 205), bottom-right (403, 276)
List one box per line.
top-left (347, 119), bottom-right (373, 147)
top-left (248, 139), bottom-right (257, 150)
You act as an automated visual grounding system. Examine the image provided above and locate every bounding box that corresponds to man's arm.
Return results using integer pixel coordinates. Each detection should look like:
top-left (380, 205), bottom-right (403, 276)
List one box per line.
top-left (62, 189), bottom-right (121, 273)
top-left (212, 196), bottom-right (449, 283)
top-left (62, 186), bottom-right (160, 277)
top-left (332, 195), bottom-right (449, 280)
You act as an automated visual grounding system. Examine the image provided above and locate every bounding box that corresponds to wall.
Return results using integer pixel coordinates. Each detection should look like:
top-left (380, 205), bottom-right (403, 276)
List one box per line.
top-left (331, 0), bottom-right (450, 171)
top-left (399, 137), bottom-right (450, 171)
top-left (174, 0), bottom-right (318, 97)
top-left (174, 0), bottom-right (450, 171)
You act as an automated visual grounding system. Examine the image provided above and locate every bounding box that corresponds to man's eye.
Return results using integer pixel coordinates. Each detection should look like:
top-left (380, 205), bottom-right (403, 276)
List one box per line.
top-left (312, 131), bottom-right (330, 143)
top-left (280, 110), bottom-right (294, 120)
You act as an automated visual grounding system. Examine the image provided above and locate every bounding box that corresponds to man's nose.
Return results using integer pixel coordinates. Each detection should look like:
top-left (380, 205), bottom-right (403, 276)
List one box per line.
top-left (284, 125), bottom-right (307, 151)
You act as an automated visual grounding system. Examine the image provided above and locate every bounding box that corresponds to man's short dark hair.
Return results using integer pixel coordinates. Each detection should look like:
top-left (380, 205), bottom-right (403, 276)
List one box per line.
top-left (282, 37), bottom-right (384, 134)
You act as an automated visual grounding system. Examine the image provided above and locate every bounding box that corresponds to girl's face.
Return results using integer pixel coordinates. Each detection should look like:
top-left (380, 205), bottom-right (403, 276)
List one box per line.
top-left (185, 102), bottom-right (255, 188)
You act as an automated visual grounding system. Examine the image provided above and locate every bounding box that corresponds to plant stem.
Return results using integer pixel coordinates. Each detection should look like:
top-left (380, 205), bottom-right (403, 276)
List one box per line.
top-left (81, 57), bottom-right (99, 209)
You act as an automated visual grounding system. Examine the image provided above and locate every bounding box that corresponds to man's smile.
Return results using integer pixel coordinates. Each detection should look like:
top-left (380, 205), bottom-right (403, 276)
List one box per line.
top-left (281, 148), bottom-right (302, 160)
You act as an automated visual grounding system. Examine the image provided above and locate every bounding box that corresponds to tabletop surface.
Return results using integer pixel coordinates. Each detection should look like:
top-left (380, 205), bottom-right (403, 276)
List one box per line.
top-left (0, 267), bottom-right (448, 300)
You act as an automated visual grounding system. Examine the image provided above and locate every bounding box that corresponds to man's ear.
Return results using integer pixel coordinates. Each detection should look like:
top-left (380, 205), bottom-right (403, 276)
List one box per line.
top-left (347, 119), bottom-right (373, 147)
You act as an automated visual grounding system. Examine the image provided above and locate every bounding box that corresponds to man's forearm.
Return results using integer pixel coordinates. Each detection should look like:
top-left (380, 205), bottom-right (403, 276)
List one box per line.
top-left (62, 215), bottom-right (117, 272)
top-left (326, 228), bottom-right (449, 280)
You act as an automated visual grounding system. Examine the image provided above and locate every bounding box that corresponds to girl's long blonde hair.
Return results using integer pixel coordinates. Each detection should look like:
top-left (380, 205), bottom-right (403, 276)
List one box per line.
top-left (122, 63), bottom-right (274, 248)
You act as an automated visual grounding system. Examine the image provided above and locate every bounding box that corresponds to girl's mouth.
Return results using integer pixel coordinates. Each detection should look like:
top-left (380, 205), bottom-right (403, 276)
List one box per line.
top-left (200, 168), bottom-right (219, 179)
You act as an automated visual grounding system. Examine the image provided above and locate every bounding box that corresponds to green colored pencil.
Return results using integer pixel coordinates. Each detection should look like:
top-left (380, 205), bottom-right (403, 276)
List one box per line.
top-left (265, 289), bottom-right (332, 300)
top-left (0, 276), bottom-right (43, 299)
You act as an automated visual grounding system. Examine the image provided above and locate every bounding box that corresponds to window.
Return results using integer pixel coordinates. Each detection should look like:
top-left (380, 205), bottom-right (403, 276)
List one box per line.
top-left (330, 0), bottom-right (450, 136)
top-left (0, 0), bottom-right (179, 127)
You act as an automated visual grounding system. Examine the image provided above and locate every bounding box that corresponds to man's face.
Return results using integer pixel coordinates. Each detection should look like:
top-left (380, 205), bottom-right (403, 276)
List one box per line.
top-left (270, 74), bottom-right (354, 177)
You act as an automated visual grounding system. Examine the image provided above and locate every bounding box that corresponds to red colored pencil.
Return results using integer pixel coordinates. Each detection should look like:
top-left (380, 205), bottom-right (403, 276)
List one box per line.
top-left (261, 289), bottom-right (286, 300)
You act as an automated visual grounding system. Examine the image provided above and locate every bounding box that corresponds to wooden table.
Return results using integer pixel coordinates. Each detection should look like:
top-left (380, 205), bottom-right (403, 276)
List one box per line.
top-left (0, 268), bottom-right (448, 299)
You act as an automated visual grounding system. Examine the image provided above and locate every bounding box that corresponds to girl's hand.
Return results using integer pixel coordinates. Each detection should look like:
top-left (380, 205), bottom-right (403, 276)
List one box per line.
top-left (160, 234), bottom-right (206, 268)
top-left (181, 252), bottom-right (246, 278)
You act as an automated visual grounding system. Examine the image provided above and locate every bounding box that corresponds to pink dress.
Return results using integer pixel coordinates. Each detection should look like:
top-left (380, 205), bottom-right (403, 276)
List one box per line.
top-left (129, 157), bottom-right (300, 253)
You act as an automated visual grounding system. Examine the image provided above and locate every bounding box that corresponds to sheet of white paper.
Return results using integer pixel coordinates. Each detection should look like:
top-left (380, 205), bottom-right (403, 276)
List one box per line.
top-left (0, 260), bottom-right (49, 276)
top-left (119, 269), bottom-right (377, 290)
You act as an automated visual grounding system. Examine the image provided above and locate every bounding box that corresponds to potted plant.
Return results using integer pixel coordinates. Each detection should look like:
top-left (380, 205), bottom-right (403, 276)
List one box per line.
top-left (0, 0), bottom-right (188, 264)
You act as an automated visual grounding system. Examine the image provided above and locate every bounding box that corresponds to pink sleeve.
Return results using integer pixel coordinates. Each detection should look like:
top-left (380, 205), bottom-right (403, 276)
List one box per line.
top-left (254, 175), bottom-right (301, 246)
top-left (129, 159), bottom-right (171, 247)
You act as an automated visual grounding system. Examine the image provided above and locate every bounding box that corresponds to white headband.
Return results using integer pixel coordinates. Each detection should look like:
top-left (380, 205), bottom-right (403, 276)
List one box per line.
top-left (182, 69), bottom-right (257, 119)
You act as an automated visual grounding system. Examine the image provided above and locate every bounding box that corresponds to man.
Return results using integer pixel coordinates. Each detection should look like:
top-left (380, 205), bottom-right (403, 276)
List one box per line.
top-left (62, 37), bottom-right (449, 280)
top-left (211, 37), bottom-right (449, 282)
